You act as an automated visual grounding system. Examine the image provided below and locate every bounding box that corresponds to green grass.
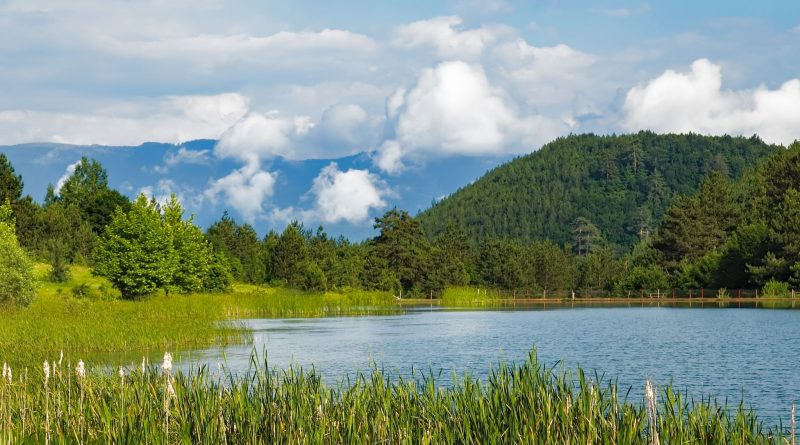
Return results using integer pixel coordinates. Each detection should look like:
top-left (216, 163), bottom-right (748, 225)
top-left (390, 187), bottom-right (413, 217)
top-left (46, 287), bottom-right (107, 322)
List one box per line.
top-left (0, 264), bottom-right (397, 368)
top-left (0, 350), bottom-right (786, 444)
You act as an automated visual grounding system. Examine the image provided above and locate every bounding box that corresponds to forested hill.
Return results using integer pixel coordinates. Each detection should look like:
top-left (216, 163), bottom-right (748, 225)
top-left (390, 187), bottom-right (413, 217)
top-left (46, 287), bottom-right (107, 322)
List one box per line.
top-left (418, 132), bottom-right (779, 248)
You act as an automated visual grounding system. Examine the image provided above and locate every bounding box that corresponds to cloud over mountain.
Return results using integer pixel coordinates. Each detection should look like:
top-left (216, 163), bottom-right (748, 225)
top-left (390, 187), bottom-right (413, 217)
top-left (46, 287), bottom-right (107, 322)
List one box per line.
top-left (623, 59), bottom-right (800, 145)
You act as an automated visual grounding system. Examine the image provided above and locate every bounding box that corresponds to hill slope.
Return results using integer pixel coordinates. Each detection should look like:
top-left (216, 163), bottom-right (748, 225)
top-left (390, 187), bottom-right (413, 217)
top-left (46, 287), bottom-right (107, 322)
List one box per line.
top-left (418, 132), bottom-right (780, 247)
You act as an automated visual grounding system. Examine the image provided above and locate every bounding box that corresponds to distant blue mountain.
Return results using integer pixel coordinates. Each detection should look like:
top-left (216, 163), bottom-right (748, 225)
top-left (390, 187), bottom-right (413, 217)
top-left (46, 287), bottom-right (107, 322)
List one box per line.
top-left (0, 140), bottom-right (510, 240)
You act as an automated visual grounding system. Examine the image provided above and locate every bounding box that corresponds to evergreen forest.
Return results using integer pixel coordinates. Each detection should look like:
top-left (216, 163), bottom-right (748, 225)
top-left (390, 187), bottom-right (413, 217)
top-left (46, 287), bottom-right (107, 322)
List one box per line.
top-left (1, 132), bottom-right (800, 306)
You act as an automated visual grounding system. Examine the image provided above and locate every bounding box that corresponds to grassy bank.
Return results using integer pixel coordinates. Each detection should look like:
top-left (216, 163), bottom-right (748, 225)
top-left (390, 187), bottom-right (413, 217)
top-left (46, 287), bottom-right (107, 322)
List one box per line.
top-left (0, 265), bottom-right (397, 368)
top-left (0, 351), bottom-right (786, 444)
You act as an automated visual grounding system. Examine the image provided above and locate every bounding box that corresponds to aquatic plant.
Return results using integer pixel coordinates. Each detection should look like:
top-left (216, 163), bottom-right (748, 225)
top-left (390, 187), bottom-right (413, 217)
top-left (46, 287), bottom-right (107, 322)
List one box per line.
top-left (0, 350), bottom-right (788, 444)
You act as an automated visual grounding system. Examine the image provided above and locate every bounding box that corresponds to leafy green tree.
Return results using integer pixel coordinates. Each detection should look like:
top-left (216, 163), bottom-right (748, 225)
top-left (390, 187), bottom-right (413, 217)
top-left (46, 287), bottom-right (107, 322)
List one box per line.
top-left (433, 224), bottom-right (474, 286)
top-left (206, 212), bottom-right (266, 283)
top-left (163, 194), bottom-right (212, 293)
top-left (93, 195), bottom-right (173, 299)
top-left (203, 252), bottom-right (233, 293)
top-left (0, 201), bottom-right (36, 306)
top-left (300, 260), bottom-right (327, 292)
top-left (525, 240), bottom-right (575, 291)
top-left (477, 238), bottom-right (524, 289)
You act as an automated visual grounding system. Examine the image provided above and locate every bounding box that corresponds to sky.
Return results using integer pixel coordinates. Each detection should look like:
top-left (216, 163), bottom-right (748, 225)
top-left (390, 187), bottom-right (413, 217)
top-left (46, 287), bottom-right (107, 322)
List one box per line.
top-left (1, 0), bottom-right (799, 237)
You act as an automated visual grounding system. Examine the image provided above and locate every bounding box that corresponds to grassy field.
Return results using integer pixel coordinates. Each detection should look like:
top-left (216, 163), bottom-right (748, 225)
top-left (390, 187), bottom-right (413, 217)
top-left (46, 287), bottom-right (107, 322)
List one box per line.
top-left (0, 264), bottom-right (397, 368)
top-left (0, 350), bottom-right (786, 444)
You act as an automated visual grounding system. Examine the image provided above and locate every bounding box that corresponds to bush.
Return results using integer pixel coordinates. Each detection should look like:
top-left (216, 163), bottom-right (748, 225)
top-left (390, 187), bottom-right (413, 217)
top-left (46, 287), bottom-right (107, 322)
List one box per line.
top-left (47, 239), bottom-right (71, 283)
top-left (202, 253), bottom-right (233, 293)
top-left (0, 202), bottom-right (36, 306)
top-left (300, 261), bottom-right (327, 292)
top-left (762, 280), bottom-right (790, 298)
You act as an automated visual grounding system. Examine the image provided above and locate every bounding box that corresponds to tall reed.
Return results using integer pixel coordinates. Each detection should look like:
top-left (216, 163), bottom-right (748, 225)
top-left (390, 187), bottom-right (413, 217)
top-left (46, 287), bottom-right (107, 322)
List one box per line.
top-left (0, 350), bottom-right (788, 444)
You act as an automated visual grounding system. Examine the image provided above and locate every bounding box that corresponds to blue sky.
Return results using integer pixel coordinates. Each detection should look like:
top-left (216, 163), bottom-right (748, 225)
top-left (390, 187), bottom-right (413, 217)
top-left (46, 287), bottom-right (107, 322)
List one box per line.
top-left (0, 0), bottom-right (799, 237)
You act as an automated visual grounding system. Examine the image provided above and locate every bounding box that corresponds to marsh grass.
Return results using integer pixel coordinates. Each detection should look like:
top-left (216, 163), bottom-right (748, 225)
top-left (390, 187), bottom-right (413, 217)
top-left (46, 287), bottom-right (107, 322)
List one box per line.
top-left (0, 350), bottom-right (787, 444)
top-left (0, 265), bottom-right (397, 368)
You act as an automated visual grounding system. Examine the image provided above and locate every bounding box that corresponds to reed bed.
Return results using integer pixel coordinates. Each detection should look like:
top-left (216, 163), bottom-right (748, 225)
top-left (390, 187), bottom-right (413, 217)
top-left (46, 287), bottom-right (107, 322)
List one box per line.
top-left (0, 351), bottom-right (787, 444)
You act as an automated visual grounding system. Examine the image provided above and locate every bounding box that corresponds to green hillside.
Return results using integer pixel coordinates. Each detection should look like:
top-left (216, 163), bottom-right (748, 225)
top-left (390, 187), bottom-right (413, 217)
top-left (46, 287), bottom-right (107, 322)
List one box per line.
top-left (419, 132), bottom-right (780, 247)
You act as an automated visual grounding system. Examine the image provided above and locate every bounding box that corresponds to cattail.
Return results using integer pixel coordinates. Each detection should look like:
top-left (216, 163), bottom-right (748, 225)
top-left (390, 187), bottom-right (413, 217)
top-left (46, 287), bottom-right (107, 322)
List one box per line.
top-left (645, 379), bottom-right (660, 445)
top-left (76, 360), bottom-right (86, 380)
top-left (791, 402), bottom-right (796, 445)
top-left (162, 352), bottom-right (173, 375)
top-left (162, 352), bottom-right (173, 440)
top-left (44, 361), bottom-right (50, 445)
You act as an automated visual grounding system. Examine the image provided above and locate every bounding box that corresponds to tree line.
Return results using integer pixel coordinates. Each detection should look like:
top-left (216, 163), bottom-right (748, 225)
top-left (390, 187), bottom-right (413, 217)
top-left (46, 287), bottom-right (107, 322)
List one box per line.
top-left (1, 136), bottom-right (799, 306)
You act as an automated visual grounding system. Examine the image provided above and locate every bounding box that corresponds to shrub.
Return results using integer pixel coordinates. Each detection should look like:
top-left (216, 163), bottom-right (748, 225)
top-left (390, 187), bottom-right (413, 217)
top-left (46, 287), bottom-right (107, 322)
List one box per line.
top-left (762, 280), bottom-right (790, 298)
top-left (300, 260), bottom-right (327, 292)
top-left (0, 202), bottom-right (36, 306)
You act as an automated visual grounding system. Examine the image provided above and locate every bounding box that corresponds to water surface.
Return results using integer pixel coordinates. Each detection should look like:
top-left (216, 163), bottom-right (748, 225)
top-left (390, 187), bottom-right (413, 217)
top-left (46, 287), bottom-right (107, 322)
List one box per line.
top-left (181, 306), bottom-right (800, 424)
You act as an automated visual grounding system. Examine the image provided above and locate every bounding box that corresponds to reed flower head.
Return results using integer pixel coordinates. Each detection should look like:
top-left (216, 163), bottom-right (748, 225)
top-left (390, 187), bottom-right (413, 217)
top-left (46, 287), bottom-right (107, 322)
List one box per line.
top-left (59, 350), bottom-right (63, 365)
top-left (141, 357), bottom-right (146, 374)
top-left (119, 366), bottom-right (125, 381)
top-left (2, 362), bottom-right (6, 381)
top-left (5, 366), bottom-right (10, 383)
top-left (166, 377), bottom-right (176, 398)
top-left (162, 352), bottom-right (173, 374)
top-left (76, 360), bottom-right (86, 379)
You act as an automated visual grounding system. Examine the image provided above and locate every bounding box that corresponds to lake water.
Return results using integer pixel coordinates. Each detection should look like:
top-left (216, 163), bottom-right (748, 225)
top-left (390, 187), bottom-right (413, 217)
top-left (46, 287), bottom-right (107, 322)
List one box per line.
top-left (180, 306), bottom-right (800, 425)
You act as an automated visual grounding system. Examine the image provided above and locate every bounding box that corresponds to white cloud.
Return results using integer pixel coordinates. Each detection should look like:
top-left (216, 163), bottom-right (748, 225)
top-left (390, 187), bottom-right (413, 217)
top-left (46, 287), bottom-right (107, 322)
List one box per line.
top-left (54, 160), bottom-right (80, 193)
top-left (0, 93), bottom-right (249, 146)
top-left (623, 58), bottom-right (800, 145)
top-left (164, 147), bottom-right (212, 167)
top-left (393, 16), bottom-right (503, 59)
top-left (138, 179), bottom-right (188, 208)
top-left (204, 162), bottom-right (277, 223)
top-left (98, 29), bottom-right (378, 64)
top-left (494, 39), bottom-right (597, 104)
top-left (214, 112), bottom-right (304, 163)
top-left (374, 60), bottom-right (568, 173)
top-left (306, 163), bottom-right (389, 224)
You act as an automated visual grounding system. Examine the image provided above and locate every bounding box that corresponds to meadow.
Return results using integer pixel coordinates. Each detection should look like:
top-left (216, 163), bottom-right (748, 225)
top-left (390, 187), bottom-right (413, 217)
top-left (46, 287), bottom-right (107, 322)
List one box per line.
top-left (0, 265), bottom-right (398, 368)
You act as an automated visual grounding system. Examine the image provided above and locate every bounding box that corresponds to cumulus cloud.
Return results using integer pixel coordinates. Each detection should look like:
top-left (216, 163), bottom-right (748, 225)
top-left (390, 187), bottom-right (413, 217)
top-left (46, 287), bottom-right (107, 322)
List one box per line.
top-left (393, 16), bottom-right (505, 59)
top-left (54, 160), bottom-right (80, 193)
top-left (215, 103), bottom-right (380, 163)
top-left (374, 60), bottom-right (568, 173)
top-left (622, 58), bottom-right (800, 145)
top-left (305, 163), bottom-right (389, 224)
top-left (0, 93), bottom-right (249, 146)
top-left (204, 162), bottom-right (277, 223)
top-left (214, 112), bottom-right (306, 163)
top-left (494, 39), bottom-right (597, 104)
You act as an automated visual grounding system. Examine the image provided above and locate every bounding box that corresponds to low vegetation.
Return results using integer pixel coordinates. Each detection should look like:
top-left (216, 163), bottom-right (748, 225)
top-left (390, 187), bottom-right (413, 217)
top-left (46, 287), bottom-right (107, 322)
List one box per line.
top-left (0, 351), bottom-right (787, 444)
top-left (0, 264), bottom-right (396, 368)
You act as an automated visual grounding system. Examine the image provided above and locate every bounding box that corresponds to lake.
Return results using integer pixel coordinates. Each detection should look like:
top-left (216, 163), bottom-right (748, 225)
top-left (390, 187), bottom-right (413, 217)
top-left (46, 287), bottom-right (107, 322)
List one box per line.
top-left (179, 306), bottom-right (800, 425)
